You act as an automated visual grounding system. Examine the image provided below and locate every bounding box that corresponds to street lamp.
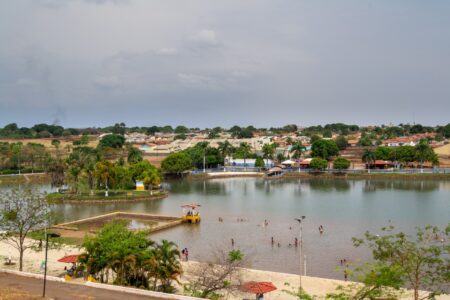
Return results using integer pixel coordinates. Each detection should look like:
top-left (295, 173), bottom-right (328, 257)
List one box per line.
top-left (295, 216), bottom-right (306, 294)
top-left (43, 232), bottom-right (61, 298)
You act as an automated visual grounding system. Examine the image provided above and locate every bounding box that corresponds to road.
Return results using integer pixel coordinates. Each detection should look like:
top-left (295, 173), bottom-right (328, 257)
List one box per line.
top-left (0, 273), bottom-right (169, 300)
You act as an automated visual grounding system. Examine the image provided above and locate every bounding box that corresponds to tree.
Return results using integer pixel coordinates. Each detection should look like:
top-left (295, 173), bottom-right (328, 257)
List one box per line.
top-left (0, 187), bottom-right (54, 271)
top-left (311, 140), bottom-right (339, 160)
top-left (333, 157), bottom-right (350, 170)
top-left (174, 125), bottom-right (189, 134)
top-left (362, 149), bottom-right (376, 170)
top-left (217, 140), bottom-right (234, 160)
top-left (290, 141), bottom-right (306, 160)
top-left (47, 159), bottom-right (66, 187)
top-left (335, 136), bottom-right (349, 150)
top-left (112, 122), bottom-right (126, 135)
top-left (161, 152), bottom-right (192, 175)
top-left (80, 222), bottom-right (182, 291)
top-left (99, 134), bottom-right (125, 149)
top-left (127, 145), bottom-right (143, 164)
top-left (255, 157), bottom-right (265, 168)
top-left (94, 160), bottom-right (116, 194)
top-left (262, 143), bottom-right (276, 166)
top-left (352, 224), bottom-right (450, 300)
top-left (235, 142), bottom-right (252, 167)
top-left (415, 139), bottom-right (439, 168)
top-left (310, 158), bottom-right (328, 170)
top-left (374, 146), bottom-right (392, 161)
top-left (185, 248), bottom-right (246, 299)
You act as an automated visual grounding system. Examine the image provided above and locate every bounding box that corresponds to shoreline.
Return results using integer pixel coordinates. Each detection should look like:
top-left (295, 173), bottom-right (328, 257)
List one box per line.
top-left (1, 240), bottom-right (448, 300)
top-left (188, 171), bottom-right (450, 181)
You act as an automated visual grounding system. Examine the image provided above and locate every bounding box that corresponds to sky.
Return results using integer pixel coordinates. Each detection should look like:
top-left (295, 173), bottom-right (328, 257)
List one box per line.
top-left (1, 0), bottom-right (450, 128)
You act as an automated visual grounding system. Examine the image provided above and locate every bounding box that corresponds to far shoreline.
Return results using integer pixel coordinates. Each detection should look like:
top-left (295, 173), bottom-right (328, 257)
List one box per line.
top-left (188, 170), bottom-right (450, 181)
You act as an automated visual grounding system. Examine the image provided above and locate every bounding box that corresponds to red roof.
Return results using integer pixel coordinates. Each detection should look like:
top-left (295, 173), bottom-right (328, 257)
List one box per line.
top-left (241, 281), bottom-right (277, 294)
top-left (373, 160), bottom-right (394, 165)
top-left (58, 255), bottom-right (79, 264)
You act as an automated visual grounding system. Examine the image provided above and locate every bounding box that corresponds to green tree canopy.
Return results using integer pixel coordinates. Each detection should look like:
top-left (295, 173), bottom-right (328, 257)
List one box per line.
top-left (161, 152), bottom-right (192, 174)
top-left (311, 139), bottom-right (339, 160)
top-left (99, 134), bottom-right (125, 149)
top-left (310, 158), bottom-right (328, 170)
top-left (333, 157), bottom-right (351, 170)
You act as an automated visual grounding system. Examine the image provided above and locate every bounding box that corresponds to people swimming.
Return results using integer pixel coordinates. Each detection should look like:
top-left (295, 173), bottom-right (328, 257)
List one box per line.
top-left (319, 225), bottom-right (324, 235)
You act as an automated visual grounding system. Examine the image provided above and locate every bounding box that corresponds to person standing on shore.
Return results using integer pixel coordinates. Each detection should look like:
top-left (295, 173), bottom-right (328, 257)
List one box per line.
top-left (231, 238), bottom-right (235, 247)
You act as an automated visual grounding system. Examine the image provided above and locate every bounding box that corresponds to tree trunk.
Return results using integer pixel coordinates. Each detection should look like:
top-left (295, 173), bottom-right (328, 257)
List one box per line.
top-left (19, 248), bottom-right (24, 271)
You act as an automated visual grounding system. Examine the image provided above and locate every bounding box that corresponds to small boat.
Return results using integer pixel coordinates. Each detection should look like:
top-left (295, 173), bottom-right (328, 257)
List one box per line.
top-left (181, 203), bottom-right (201, 223)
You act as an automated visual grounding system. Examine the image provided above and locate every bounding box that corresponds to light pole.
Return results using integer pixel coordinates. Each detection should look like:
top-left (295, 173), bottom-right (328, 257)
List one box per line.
top-left (295, 216), bottom-right (306, 294)
top-left (43, 232), bottom-right (61, 298)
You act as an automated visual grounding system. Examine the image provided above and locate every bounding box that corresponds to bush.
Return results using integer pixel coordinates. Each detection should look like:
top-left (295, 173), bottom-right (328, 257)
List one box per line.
top-left (310, 158), bottom-right (328, 170)
top-left (333, 157), bottom-right (351, 170)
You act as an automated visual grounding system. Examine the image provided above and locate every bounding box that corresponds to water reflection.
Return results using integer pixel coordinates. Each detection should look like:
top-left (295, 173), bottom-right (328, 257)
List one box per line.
top-left (1, 178), bottom-right (449, 279)
top-left (362, 180), bottom-right (439, 193)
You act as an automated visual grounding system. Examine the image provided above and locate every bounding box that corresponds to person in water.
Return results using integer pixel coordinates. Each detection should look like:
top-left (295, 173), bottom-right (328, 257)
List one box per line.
top-left (294, 238), bottom-right (298, 247)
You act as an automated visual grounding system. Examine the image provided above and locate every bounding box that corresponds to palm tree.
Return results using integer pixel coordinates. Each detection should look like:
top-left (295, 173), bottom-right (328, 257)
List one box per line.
top-left (218, 140), bottom-right (234, 166)
top-left (155, 240), bottom-right (182, 292)
top-left (290, 141), bottom-right (306, 160)
top-left (238, 142), bottom-right (252, 170)
top-left (362, 149), bottom-right (376, 173)
top-left (262, 143), bottom-right (276, 167)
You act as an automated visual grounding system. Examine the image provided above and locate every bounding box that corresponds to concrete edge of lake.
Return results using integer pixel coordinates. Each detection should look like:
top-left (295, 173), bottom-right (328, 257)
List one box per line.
top-left (187, 171), bottom-right (450, 181)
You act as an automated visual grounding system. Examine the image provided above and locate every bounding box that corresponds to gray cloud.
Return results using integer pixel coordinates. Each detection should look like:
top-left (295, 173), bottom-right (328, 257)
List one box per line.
top-left (1, 0), bottom-right (450, 128)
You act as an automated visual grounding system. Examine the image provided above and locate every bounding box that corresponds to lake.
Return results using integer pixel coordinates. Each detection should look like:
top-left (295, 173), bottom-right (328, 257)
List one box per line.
top-left (2, 177), bottom-right (450, 279)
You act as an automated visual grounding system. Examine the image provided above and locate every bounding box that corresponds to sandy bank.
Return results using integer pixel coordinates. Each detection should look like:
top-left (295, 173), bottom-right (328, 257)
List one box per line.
top-left (1, 240), bottom-right (448, 300)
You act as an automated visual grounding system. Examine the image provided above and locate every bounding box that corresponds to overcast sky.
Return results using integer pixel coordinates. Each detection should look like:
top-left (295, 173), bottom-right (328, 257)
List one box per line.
top-left (1, 0), bottom-right (449, 128)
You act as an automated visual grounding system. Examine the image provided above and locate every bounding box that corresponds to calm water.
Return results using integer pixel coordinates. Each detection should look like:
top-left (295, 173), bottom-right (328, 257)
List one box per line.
top-left (2, 178), bottom-right (449, 279)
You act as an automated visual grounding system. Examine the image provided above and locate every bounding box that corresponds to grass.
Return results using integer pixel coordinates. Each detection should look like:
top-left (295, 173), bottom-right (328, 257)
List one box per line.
top-left (48, 190), bottom-right (167, 202)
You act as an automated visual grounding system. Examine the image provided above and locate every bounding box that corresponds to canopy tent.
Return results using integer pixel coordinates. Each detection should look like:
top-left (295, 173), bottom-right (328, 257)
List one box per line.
top-left (241, 281), bottom-right (277, 298)
top-left (281, 159), bottom-right (296, 165)
top-left (57, 255), bottom-right (79, 264)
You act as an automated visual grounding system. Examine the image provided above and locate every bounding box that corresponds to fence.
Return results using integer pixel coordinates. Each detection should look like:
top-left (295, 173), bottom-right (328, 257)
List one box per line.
top-left (191, 167), bottom-right (450, 175)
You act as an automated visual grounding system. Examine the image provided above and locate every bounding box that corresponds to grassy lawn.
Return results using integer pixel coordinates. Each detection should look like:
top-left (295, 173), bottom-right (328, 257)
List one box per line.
top-left (47, 190), bottom-right (167, 202)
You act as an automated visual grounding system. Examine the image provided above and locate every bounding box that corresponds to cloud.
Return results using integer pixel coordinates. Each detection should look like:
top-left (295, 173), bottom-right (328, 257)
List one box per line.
top-left (84, 0), bottom-right (130, 4)
top-left (177, 73), bottom-right (218, 90)
top-left (155, 48), bottom-right (178, 56)
top-left (190, 30), bottom-right (218, 46)
top-left (93, 75), bottom-right (121, 89)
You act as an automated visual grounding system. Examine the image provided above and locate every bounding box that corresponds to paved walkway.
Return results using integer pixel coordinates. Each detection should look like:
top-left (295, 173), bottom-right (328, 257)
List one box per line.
top-left (0, 273), bottom-right (168, 300)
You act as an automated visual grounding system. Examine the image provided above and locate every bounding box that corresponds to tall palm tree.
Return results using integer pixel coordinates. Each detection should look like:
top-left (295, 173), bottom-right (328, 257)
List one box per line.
top-left (290, 141), bottom-right (306, 160)
top-left (238, 142), bottom-right (252, 170)
top-left (262, 143), bottom-right (276, 167)
top-left (218, 140), bottom-right (234, 164)
top-left (362, 149), bottom-right (376, 173)
top-left (155, 240), bottom-right (182, 292)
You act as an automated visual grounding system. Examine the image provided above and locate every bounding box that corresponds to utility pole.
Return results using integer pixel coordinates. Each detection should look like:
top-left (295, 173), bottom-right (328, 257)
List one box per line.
top-left (295, 216), bottom-right (306, 294)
